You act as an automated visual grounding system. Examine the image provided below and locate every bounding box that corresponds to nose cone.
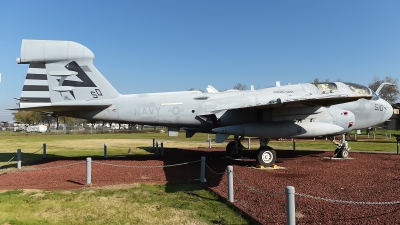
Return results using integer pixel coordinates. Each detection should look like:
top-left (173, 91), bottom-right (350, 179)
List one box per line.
top-left (383, 100), bottom-right (393, 122)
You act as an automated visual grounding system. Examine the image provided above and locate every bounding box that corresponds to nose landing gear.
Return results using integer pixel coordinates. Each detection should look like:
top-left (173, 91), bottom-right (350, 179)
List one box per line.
top-left (333, 133), bottom-right (351, 158)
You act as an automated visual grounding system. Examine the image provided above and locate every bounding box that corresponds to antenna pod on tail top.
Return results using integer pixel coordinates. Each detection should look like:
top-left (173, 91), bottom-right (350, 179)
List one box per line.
top-left (17, 39), bottom-right (94, 64)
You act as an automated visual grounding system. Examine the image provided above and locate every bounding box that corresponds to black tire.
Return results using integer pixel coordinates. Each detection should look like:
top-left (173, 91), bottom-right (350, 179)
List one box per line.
top-left (226, 142), bottom-right (235, 156)
top-left (237, 143), bottom-right (244, 156)
top-left (256, 147), bottom-right (276, 167)
top-left (334, 148), bottom-right (339, 156)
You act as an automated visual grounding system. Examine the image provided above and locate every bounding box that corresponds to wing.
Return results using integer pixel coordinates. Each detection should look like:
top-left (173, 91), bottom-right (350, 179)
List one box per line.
top-left (195, 82), bottom-right (373, 118)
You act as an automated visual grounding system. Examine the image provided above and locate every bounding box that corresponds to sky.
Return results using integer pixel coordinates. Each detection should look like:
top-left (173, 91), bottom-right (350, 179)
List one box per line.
top-left (0, 0), bottom-right (399, 121)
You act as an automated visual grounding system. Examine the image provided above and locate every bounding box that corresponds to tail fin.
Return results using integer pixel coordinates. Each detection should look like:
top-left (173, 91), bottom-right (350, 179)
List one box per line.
top-left (16, 39), bottom-right (119, 111)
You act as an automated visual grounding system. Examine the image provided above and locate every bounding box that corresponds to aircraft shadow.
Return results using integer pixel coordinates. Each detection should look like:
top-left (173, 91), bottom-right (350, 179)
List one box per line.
top-left (0, 147), bottom-right (327, 193)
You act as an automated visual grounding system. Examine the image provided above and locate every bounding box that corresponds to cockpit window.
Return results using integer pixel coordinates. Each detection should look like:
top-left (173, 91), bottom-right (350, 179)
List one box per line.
top-left (312, 83), bottom-right (338, 91)
top-left (344, 82), bottom-right (371, 95)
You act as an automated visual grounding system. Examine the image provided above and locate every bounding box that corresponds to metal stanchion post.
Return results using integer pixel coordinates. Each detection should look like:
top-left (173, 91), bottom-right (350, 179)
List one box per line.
top-left (156, 141), bottom-right (159, 154)
top-left (43, 143), bottom-right (46, 159)
top-left (161, 142), bottom-right (164, 156)
top-left (153, 139), bottom-right (155, 149)
top-left (396, 136), bottom-right (400, 155)
top-left (248, 137), bottom-right (251, 149)
top-left (86, 157), bottom-right (92, 185)
top-left (104, 143), bottom-right (107, 158)
top-left (292, 139), bottom-right (296, 151)
top-left (17, 149), bottom-right (21, 169)
top-left (200, 156), bottom-right (206, 183)
top-left (228, 165), bottom-right (234, 202)
top-left (208, 138), bottom-right (211, 148)
top-left (286, 186), bottom-right (296, 225)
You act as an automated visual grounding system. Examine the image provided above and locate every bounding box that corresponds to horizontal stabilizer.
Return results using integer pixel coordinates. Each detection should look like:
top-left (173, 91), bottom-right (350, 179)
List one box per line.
top-left (9, 101), bottom-right (110, 112)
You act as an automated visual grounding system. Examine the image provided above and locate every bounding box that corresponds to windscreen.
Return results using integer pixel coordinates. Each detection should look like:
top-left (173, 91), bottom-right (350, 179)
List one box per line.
top-left (344, 83), bottom-right (371, 95)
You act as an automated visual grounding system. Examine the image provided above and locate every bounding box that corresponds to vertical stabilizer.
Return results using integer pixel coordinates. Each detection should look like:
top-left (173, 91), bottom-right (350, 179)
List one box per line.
top-left (17, 39), bottom-right (120, 109)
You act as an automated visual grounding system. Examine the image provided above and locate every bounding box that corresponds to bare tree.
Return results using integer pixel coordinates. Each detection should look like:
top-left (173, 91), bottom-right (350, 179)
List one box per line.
top-left (368, 76), bottom-right (399, 104)
top-left (233, 83), bottom-right (248, 90)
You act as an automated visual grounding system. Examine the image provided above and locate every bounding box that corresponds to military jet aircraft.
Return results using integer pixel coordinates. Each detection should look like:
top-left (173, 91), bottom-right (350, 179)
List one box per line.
top-left (13, 39), bottom-right (393, 167)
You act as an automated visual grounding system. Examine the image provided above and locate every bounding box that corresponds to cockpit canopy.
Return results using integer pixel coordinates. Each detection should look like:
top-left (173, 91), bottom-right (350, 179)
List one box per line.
top-left (312, 82), bottom-right (378, 100)
top-left (344, 83), bottom-right (370, 95)
top-left (312, 82), bottom-right (337, 91)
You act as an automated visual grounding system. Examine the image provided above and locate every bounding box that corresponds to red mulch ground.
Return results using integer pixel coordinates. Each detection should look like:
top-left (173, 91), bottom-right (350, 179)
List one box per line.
top-left (1, 147), bottom-right (400, 224)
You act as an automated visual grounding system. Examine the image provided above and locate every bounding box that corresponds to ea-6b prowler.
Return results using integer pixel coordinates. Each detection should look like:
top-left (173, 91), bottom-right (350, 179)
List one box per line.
top-left (13, 39), bottom-right (393, 166)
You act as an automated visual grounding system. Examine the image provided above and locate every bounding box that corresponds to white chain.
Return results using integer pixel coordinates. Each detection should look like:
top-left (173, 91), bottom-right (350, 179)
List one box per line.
top-left (205, 162), bottom-right (226, 175)
top-left (296, 193), bottom-right (400, 205)
top-left (24, 161), bottom-right (86, 171)
top-left (92, 159), bottom-right (201, 168)
top-left (233, 172), bottom-right (284, 196)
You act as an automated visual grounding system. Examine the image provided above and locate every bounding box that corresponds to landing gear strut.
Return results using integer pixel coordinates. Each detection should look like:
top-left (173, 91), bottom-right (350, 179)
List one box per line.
top-left (333, 133), bottom-right (350, 158)
top-left (225, 136), bottom-right (277, 167)
top-left (256, 138), bottom-right (276, 167)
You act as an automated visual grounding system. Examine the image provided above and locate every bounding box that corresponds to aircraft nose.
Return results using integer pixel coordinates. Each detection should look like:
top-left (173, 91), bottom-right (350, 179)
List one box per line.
top-left (383, 100), bottom-right (393, 121)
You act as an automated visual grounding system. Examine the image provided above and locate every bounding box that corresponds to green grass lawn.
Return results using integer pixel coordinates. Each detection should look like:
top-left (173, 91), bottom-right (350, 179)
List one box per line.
top-left (0, 183), bottom-right (250, 225)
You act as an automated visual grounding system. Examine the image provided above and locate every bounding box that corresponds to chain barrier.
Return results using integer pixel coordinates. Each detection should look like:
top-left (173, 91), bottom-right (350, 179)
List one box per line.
top-left (0, 154), bottom-right (18, 169)
top-left (232, 172), bottom-right (284, 197)
top-left (296, 193), bottom-right (400, 205)
top-left (26, 146), bottom-right (43, 154)
top-left (0, 147), bottom-right (44, 169)
top-left (205, 162), bottom-right (226, 175)
top-left (24, 161), bottom-right (85, 171)
top-left (92, 159), bottom-right (201, 168)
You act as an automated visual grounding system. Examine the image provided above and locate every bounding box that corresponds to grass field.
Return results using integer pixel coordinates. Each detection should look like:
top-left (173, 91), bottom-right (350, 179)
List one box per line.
top-left (0, 183), bottom-right (250, 225)
top-left (1, 131), bottom-right (399, 165)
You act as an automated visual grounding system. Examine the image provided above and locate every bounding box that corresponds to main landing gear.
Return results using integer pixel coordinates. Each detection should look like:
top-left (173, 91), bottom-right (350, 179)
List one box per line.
top-left (333, 133), bottom-right (350, 158)
top-left (225, 135), bottom-right (244, 158)
top-left (225, 136), bottom-right (276, 167)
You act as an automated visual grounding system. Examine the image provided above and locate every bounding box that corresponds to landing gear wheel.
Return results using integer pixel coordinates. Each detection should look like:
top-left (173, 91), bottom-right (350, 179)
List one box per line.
top-left (236, 143), bottom-right (244, 157)
top-left (256, 147), bottom-right (276, 167)
top-left (226, 141), bottom-right (244, 158)
top-left (226, 141), bottom-right (235, 156)
top-left (334, 149), bottom-right (339, 156)
top-left (339, 149), bottom-right (349, 158)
